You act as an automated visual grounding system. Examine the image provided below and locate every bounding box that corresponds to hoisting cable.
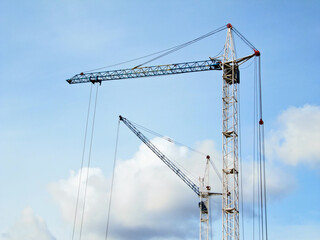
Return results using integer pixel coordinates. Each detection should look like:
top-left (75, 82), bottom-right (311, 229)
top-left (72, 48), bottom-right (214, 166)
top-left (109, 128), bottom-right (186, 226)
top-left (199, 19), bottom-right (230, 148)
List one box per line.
top-left (129, 120), bottom-right (222, 182)
top-left (238, 83), bottom-right (245, 240)
top-left (258, 55), bottom-right (268, 240)
top-left (71, 84), bottom-right (93, 240)
top-left (104, 119), bottom-right (121, 240)
top-left (258, 68), bottom-right (264, 240)
top-left (252, 55), bottom-right (268, 240)
top-left (252, 56), bottom-right (258, 240)
top-left (79, 83), bottom-right (100, 240)
top-left (133, 25), bottom-right (227, 68)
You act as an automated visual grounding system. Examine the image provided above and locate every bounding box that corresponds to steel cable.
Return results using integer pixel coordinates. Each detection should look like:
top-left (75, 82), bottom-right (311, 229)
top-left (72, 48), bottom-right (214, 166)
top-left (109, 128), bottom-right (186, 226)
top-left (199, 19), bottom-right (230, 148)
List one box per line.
top-left (130, 120), bottom-right (222, 182)
top-left (238, 85), bottom-right (245, 240)
top-left (71, 84), bottom-right (93, 240)
top-left (131, 120), bottom-right (207, 156)
top-left (258, 56), bottom-right (268, 240)
top-left (133, 25), bottom-right (227, 68)
top-left (84, 25), bottom-right (227, 73)
top-left (252, 57), bottom-right (257, 240)
top-left (79, 84), bottom-right (99, 240)
top-left (232, 27), bottom-right (257, 50)
top-left (104, 120), bottom-right (121, 240)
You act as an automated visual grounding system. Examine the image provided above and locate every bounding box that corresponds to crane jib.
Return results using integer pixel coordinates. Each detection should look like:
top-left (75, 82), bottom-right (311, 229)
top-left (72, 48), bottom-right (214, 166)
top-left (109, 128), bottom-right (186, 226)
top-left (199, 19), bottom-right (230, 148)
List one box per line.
top-left (119, 115), bottom-right (201, 196)
top-left (66, 59), bottom-right (222, 84)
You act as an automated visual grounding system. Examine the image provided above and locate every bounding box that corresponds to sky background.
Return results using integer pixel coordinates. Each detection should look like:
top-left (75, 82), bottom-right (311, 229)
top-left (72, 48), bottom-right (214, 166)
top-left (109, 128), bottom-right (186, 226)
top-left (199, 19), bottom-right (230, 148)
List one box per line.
top-left (1, 1), bottom-right (320, 240)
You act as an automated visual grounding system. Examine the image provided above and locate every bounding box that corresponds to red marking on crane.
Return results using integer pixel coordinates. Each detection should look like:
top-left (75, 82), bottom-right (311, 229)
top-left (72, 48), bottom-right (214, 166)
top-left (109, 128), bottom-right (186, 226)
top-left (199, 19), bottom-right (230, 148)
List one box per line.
top-left (254, 50), bottom-right (260, 56)
top-left (259, 119), bottom-right (264, 125)
top-left (227, 23), bottom-right (233, 29)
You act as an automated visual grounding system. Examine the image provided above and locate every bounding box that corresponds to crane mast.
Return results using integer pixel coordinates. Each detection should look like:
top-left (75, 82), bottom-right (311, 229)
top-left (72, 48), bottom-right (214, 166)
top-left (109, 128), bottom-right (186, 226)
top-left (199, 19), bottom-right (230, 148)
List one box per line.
top-left (222, 25), bottom-right (239, 240)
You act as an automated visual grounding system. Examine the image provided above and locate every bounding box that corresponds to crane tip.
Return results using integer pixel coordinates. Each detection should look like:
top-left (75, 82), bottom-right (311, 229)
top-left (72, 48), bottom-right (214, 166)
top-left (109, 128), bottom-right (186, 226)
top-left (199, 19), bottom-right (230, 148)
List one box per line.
top-left (254, 50), bottom-right (260, 56)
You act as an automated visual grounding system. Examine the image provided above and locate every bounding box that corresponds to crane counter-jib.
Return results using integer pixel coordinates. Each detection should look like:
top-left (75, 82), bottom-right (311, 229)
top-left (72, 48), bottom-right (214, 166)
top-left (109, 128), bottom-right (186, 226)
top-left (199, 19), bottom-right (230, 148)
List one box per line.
top-left (66, 59), bottom-right (222, 84)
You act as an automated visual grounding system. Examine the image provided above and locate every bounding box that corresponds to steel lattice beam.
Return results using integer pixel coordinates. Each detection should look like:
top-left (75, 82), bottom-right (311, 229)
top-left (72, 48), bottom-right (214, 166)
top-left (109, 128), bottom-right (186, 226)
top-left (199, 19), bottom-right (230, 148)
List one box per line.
top-left (66, 59), bottom-right (222, 84)
top-left (119, 115), bottom-right (201, 196)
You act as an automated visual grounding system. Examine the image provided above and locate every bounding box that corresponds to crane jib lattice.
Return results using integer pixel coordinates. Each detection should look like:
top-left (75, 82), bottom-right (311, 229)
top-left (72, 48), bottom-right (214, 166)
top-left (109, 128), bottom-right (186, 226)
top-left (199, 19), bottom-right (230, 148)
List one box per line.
top-left (119, 115), bottom-right (201, 196)
top-left (66, 59), bottom-right (222, 84)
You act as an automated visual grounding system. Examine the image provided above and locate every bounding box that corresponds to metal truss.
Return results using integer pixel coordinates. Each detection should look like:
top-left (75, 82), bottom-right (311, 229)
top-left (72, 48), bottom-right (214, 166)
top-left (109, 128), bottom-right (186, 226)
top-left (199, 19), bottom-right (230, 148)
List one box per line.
top-left (66, 59), bottom-right (222, 84)
top-left (222, 26), bottom-right (239, 240)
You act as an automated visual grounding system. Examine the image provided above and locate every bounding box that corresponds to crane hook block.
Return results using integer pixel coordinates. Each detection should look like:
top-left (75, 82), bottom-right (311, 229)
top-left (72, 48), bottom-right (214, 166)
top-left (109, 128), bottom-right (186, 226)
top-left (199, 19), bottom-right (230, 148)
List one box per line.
top-left (259, 119), bottom-right (264, 125)
top-left (227, 23), bottom-right (233, 29)
top-left (206, 155), bottom-right (210, 160)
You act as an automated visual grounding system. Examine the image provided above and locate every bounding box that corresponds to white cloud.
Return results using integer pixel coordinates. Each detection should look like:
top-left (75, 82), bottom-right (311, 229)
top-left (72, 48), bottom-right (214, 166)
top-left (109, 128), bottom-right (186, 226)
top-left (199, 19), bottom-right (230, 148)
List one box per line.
top-left (0, 207), bottom-right (56, 240)
top-left (49, 137), bottom-right (298, 239)
top-left (48, 167), bottom-right (110, 240)
top-left (240, 160), bottom-right (296, 206)
top-left (49, 138), bottom-right (222, 240)
top-left (267, 104), bottom-right (320, 167)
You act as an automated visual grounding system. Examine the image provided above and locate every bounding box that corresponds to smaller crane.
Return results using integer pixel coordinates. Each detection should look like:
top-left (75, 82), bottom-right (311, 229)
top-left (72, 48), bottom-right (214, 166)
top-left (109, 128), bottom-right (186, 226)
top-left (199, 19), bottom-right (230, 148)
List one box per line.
top-left (119, 115), bottom-right (221, 240)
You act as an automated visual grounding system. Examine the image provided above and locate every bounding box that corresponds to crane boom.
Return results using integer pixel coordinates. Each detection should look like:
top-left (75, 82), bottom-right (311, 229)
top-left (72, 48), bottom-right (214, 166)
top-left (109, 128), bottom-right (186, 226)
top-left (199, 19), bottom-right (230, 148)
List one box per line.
top-left (66, 59), bottom-right (221, 84)
top-left (119, 115), bottom-right (201, 196)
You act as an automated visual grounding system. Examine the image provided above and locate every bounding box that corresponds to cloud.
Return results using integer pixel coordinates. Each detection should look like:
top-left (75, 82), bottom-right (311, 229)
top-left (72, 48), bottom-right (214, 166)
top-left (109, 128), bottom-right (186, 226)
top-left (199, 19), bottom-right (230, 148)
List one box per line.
top-left (240, 160), bottom-right (296, 206)
top-left (267, 104), bottom-right (320, 167)
top-left (48, 167), bottom-right (110, 240)
top-left (0, 207), bottom-right (56, 240)
top-left (49, 138), bottom-right (222, 240)
top-left (49, 137), bottom-right (297, 239)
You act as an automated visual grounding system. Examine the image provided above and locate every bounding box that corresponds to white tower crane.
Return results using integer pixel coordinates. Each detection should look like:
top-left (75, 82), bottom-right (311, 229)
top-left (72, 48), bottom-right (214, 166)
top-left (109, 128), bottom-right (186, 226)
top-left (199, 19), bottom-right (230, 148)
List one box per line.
top-left (67, 23), bottom-right (260, 240)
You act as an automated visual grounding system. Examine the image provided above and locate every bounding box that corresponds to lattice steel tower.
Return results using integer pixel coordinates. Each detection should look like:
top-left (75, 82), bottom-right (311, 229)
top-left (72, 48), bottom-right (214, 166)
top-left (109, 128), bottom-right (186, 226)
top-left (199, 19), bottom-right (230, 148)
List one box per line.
top-left (222, 24), bottom-right (239, 240)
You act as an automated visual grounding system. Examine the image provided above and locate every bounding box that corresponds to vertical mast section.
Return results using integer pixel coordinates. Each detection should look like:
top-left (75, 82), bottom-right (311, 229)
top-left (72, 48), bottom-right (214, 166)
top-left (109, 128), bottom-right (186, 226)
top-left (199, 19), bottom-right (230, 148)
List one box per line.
top-left (199, 155), bottom-right (211, 240)
top-left (222, 24), bottom-right (239, 240)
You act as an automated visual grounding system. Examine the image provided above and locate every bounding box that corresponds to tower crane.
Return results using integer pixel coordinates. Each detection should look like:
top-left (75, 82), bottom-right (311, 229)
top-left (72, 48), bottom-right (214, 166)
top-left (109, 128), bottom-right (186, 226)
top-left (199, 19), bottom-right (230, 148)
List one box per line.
top-left (119, 115), bottom-right (221, 240)
top-left (67, 24), bottom-right (260, 240)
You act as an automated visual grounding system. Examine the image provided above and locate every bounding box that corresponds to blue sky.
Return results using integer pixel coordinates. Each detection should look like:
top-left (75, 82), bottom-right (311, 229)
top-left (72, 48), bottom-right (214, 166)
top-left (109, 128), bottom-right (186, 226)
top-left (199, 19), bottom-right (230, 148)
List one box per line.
top-left (1, 1), bottom-right (320, 240)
